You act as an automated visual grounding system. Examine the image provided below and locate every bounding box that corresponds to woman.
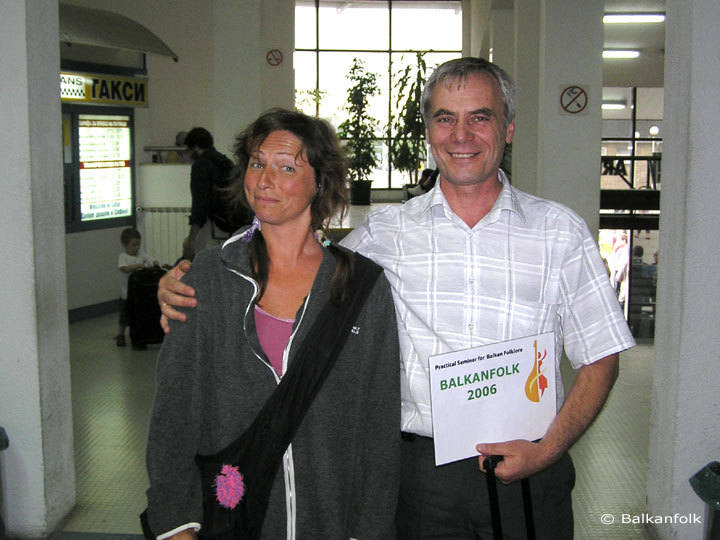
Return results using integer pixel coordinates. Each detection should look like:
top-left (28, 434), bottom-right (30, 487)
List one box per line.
top-left (145, 109), bottom-right (400, 539)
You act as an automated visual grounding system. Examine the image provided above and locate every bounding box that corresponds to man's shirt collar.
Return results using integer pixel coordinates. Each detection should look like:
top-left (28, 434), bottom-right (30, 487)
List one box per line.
top-left (404, 168), bottom-right (527, 226)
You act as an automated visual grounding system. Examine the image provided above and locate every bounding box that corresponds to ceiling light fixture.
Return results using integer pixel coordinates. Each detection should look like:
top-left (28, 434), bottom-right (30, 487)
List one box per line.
top-left (602, 101), bottom-right (627, 110)
top-left (603, 50), bottom-right (641, 59)
top-left (603, 13), bottom-right (665, 24)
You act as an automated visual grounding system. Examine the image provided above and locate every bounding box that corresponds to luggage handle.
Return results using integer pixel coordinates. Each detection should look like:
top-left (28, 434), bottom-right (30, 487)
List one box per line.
top-left (482, 454), bottom-right (536, 540)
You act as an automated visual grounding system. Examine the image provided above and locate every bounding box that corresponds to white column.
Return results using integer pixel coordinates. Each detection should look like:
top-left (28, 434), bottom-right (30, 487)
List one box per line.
top-left (511, 0), bottom-right (541, 197)
top-left (488, 8), bottom-right (514, 72)
top-left (463, 0), bottom-right (491, 58)
top-left (0, 0), bottom-right (75, 536)
top-left (514, 0), bottom-right (603, 233)
top-left (646, 0), bottom-right (720, 537)
top-left (541, 0), bottom-right (603, 233)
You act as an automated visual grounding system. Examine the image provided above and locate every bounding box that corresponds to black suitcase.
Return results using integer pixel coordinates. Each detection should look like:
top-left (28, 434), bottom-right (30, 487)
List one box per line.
top-left (126, 267), bottom-right (165, 349)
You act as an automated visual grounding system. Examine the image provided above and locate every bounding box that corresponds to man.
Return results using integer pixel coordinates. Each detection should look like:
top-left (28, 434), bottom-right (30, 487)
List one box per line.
top-left (158, 58), bottom-right (634, 539)
top-left (610, 231), bottom-right (630, 310)
top-left (182, 127), bottom-right (235, 260)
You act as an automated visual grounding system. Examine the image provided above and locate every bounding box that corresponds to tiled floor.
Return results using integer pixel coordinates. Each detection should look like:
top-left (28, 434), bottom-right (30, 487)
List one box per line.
top-left (564, 346), bottom-right (654, 540)
top-left (60, 311), bottom-right (654, 539)
top-left (62, 314), bottom-right (158, 536)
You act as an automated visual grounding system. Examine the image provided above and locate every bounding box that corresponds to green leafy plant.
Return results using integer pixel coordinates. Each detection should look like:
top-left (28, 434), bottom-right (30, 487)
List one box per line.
top-left (295, 88), bottom-right (326, 116)
top-left (336, 58), bottom-right (380, 184)
top-left (390, 52), bottom-right (428, 185)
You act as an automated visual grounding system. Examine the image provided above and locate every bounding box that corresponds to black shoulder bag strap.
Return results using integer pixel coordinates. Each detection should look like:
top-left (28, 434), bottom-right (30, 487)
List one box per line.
top-left (141, 251), bottom-right (383, 540)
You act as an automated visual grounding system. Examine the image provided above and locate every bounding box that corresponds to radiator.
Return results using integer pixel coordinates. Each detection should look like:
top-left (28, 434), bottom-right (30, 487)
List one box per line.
top-left (136, 206), bottom-right (190, 266)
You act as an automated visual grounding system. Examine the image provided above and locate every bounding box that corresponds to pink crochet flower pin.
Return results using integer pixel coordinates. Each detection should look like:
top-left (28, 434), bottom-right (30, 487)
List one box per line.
top-left (214, 464), bottom-right (245, 509)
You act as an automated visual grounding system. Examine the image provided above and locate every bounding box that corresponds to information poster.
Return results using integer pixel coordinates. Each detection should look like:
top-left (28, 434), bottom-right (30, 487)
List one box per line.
top-left (429, 332), bottom-right (556, 466)
top-left (78, 115), bottom-right (132, 221)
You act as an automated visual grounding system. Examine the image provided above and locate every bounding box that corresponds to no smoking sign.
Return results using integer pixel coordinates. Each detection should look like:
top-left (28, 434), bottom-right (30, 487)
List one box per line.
top-left (560, 85), bottom-right (589, 115)
top-left (266, 49), bottom-right (283, 67)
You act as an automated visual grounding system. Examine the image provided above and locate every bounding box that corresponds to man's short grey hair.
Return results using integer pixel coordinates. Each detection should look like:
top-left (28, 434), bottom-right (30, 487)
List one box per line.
top-left (421, 57), bottom-right (517, 129)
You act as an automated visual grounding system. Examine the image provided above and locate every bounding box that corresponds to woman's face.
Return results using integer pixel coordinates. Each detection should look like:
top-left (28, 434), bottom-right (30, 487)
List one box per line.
top-left (244, 130), bottom-right (317, 229)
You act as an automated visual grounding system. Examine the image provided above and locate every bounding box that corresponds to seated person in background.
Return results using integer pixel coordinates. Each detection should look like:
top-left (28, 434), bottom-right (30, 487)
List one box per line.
top-left (632, 245), bottom-right (656, 280)
top-left (145, 108), bottom-right (400, 539)
top-left (162, 131), bottom-right (190, 163)
top-left (116, 227), bottom-right (158, 347)
top-left (632, 244), bottom-right (644, 266)
top-left (406, 168), bottom-right (438, 198)
top-left (646, 250), bottom-right (658, 282)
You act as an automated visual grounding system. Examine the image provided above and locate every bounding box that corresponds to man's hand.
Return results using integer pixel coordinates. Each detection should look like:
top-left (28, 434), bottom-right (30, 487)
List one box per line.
top-left (476, 354), bottom-right (619, 483)
top-left (158, 259), bottom-right (196, 333)
top-left (476, 439), bottom-right (555, 484)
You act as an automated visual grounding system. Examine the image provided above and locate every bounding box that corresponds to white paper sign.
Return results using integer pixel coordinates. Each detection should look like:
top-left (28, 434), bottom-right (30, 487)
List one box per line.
top-left (429, 332), bottom-right (556, 466)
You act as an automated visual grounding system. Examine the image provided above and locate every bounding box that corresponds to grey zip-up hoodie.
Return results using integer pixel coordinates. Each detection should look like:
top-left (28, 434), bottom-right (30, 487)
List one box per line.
top-left (146, 234), bottom-right (400, 539)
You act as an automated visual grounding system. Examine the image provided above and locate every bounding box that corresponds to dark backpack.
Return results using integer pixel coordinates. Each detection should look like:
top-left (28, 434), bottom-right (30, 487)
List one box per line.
top-left (203, 150), bottom-right (254, 234)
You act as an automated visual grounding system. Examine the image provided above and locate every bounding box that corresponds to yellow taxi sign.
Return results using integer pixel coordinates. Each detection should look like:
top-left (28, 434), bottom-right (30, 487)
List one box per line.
top-left (61, 72), bottom-right (148, 107)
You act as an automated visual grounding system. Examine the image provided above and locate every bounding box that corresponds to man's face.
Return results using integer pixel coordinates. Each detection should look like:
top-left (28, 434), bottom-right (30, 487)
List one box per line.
top-left (425, 73), bottom-right (514, 189)
top-left (186, 145), bottom-right (203, 161)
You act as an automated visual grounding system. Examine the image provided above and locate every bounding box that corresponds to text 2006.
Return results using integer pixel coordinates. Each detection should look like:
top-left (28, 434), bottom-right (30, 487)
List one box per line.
top-left (467, 384), bottom-right (497, 400)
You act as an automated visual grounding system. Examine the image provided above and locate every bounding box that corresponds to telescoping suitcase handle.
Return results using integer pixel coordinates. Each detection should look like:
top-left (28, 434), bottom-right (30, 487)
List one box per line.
top-left (483, 455), bottom-right (536, 540)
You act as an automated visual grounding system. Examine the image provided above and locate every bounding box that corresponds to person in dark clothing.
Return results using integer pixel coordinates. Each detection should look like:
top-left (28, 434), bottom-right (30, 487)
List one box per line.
top-left (183, 127), bottom-right (236, 260)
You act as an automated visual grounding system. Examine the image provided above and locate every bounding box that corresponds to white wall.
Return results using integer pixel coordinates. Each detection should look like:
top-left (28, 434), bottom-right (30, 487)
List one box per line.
top-left (62, 0), bottom-right (214, 153)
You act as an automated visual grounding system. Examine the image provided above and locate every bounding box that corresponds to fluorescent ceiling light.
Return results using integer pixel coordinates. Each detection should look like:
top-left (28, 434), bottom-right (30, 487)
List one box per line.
top-left (603, 13), bottom-right (665, 24)
top-left (602, 101), bottom-right (627, 110)
top-left (603, 50), bottom-right (640, 59)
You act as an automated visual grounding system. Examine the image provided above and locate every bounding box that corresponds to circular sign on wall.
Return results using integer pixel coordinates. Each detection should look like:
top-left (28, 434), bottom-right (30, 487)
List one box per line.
top-left (560, 85), bottom-right (588, 114)
top-left (266, 49), bottom-right (283, 67)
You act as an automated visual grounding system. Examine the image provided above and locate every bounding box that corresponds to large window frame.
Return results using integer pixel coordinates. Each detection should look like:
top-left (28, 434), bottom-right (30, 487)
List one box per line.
top-left (600, 87), bottom-right (662, 231)
top-left (295, 0), bottom-right (463, 189)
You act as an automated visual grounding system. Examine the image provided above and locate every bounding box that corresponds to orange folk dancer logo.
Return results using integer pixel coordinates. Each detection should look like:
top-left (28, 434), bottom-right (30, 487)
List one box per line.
top-left (524, 339), bottom-right (549, 402)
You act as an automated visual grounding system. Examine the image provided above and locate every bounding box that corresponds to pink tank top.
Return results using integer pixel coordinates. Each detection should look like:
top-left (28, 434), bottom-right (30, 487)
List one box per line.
top-left (254, 305), bottom-right (294, 376)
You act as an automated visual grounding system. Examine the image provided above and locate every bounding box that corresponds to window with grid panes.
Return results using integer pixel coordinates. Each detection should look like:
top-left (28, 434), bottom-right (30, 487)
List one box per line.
top-left (295, 1), bottom-right (462, 189)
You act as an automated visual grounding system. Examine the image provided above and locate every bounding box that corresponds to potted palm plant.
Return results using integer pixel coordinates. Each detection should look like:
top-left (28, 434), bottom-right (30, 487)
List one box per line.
top-left (337, 58), bottom-right (380, 205)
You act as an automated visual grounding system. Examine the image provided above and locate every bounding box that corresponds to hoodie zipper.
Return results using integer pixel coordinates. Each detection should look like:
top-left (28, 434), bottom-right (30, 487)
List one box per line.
top-left (224, 257), bottom-right (308, 540)
top-left (281, 291), bottom-right (311, 540)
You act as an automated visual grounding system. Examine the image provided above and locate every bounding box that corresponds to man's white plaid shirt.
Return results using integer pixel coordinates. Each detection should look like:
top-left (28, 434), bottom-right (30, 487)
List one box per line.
top-left (342, 172), bottom-right (635, 438)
